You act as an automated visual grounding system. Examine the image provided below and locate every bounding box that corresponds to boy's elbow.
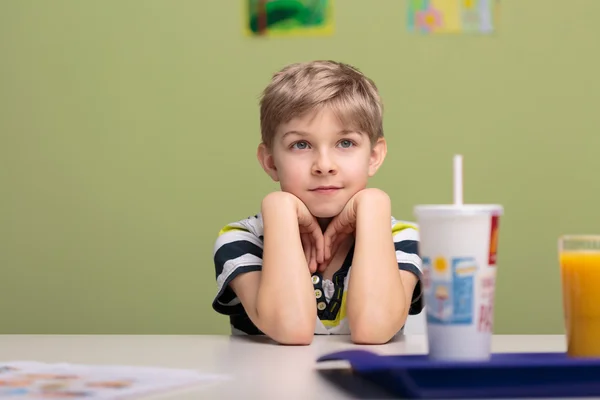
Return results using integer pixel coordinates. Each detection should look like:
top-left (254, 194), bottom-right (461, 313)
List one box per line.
top-left (350, 327), bottom-right (394, 345)
top-left (349, 302), bottom-right (409, 344)
top-left (259, 313), bottom-right (315, 345)
top-left (350, 315), bottom-right (405, 345)
top-left (254, 300), bottom-right (316, 345)
top-left (274, 330), bottom-right (314, 346)
top-left (270, 323), bottom-right (314, 345)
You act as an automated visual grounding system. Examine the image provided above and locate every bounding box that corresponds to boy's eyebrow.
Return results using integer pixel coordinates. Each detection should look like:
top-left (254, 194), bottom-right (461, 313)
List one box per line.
top-left (281, 129), bottom-right (358, 139)
top-left (281, 130), bottom-right (309, 139)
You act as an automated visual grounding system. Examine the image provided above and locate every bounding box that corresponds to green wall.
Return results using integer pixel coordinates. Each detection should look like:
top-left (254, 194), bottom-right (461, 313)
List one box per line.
top-left (2, 0), bottom-right (600, 334)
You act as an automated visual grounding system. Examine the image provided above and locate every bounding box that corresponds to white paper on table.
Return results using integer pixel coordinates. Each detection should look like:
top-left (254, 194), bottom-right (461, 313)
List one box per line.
top-left (0, 361), bottom-right (228, 399)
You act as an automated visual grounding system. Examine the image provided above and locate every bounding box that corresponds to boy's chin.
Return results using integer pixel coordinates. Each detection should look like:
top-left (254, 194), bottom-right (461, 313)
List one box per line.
top-left (308, 205), bottom-right (344, 219)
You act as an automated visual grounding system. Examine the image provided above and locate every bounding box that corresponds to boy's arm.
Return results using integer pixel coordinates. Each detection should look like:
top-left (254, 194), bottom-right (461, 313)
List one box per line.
top-left (230, 192), bottom-right (317, 345)
top-left (346, 189), bottom-right (419, 344)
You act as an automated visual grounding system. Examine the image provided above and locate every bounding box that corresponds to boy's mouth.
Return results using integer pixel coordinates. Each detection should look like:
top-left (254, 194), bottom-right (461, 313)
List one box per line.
top-left (310, 186), bottom-right (342, 194)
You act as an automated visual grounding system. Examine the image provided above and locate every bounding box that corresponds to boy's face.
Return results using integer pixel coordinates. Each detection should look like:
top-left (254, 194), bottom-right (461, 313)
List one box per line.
top-left (258, 107), bottom-right (387, 218)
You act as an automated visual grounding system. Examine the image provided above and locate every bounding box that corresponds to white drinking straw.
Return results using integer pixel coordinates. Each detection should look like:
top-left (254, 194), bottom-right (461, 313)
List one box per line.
top-left (453, 154), bottom-right (463, 206)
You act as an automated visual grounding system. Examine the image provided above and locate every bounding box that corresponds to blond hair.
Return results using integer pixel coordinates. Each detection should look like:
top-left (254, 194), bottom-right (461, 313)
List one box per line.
top-left (259, 60), bottom-right (383, 148)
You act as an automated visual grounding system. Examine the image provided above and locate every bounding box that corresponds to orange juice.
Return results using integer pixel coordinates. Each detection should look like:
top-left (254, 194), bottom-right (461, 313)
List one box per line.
top-left (560, 251), bottom-right (600, 357)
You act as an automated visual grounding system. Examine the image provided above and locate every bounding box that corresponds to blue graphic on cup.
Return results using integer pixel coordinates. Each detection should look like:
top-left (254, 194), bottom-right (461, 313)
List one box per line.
top-left (426, 256), bottom-right (477, 325)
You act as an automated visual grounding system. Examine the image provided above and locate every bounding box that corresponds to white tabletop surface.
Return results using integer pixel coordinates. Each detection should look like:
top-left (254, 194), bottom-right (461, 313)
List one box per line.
top-left (0, 334), bottom-right (567, 399)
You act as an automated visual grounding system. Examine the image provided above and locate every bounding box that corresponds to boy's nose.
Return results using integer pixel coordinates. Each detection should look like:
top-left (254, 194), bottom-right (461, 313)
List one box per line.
top-left (312, 152), bottom-right (337, 175)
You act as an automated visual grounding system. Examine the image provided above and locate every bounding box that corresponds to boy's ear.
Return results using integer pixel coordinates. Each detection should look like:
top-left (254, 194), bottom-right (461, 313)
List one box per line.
top-left (368, 137), bottom-right (387, 177)
top-left (257, 143), bottom-right (279, 182)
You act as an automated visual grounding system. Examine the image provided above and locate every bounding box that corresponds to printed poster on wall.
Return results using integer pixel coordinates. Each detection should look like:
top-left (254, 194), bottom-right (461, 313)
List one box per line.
top-left (244, 0), bottom-right (334, 37)
top-left (407, 0), bottom-right (499, 34)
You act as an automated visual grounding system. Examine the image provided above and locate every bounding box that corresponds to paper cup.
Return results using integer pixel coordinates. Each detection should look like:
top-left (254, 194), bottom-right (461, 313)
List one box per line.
top-left (414, 204), bottom-right (503, 361)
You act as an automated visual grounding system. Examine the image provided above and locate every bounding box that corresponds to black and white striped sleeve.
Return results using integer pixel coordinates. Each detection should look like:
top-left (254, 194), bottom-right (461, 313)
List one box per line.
top-left (391, 218), bottom-right (423, 315)
top-left (212, 220), bottom-right (264, 315)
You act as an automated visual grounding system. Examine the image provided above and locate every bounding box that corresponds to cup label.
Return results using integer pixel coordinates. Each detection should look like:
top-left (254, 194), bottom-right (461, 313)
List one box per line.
top-left (489, 215), bottom-right (500, 265)
top-left (424, 256), bottom-right (477, 325)
top-left (477, 270), bottom-right (496, 333)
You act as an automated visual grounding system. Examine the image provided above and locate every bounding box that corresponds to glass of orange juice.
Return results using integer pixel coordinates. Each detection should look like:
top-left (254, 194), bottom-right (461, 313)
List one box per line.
top-left (559, 235), bottom-right (600, 357)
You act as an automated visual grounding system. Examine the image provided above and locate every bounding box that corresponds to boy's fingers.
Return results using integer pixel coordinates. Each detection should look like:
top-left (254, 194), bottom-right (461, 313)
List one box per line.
top-left (331, 233), bottom-right (347, 262)
top-left (310, 245), bottom-right (317, 273)
top-left (323, 232), bottom-right (330, 261)
top-left (318, 258), bottom-right (329, 272)
top-left (312, 230), bottom-right (325, 264)
top-left (301, 233), bottom-right (311, 264)
top-left (319, 235), bottom-right (335, 273)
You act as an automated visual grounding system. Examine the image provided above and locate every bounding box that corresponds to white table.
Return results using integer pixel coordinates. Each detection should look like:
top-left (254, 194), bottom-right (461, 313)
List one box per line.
top-left (0, 334), bottom-right (567, 399)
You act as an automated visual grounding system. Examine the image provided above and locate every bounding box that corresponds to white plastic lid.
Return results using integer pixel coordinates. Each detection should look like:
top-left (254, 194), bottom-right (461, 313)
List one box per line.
top-left (414, 204), bottom-right (504, 217)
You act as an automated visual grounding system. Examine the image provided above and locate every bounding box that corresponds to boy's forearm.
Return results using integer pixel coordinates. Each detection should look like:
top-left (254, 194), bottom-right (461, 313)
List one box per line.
top-left (347, 191), bottom-right (408, 344)
top-left (256, 194), bottom-right (316, 344)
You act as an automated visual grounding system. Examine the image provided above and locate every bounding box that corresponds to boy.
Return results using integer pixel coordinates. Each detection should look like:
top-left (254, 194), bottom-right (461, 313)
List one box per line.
top-left (212, 60), bottom-right (423, 345)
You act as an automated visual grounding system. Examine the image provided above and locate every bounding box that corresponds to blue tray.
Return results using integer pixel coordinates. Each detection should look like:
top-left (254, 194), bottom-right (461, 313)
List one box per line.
top-left (317, 350), bottom-right (600, 398)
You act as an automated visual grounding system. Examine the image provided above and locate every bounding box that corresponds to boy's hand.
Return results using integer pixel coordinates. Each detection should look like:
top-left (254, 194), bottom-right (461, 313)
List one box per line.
top-left (262, 192), bottom-right (325, 273)
top-left (321, 188), bottom-right (390, 272)
top-left (295, 198), bottom-right (325, 273)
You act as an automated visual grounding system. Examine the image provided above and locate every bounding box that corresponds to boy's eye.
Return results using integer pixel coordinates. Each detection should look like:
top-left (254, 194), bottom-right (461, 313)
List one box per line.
top-left (338, 139), bottom-right (354, 148)
top-left (292, 141), bottom-right (309, 150)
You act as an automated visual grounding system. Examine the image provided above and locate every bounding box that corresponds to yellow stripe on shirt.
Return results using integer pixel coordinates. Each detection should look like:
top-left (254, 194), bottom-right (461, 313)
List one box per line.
top-left (392, 222), bottom-right (418, 236)
top-left (321, 291), bottom-right (349, 328)
top-left (218, 225), bottom-right (250, 236)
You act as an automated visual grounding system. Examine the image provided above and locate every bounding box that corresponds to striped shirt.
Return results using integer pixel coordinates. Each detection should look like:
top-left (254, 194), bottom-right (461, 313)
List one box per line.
top-left (212, 213), bottom-right (423, 335)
